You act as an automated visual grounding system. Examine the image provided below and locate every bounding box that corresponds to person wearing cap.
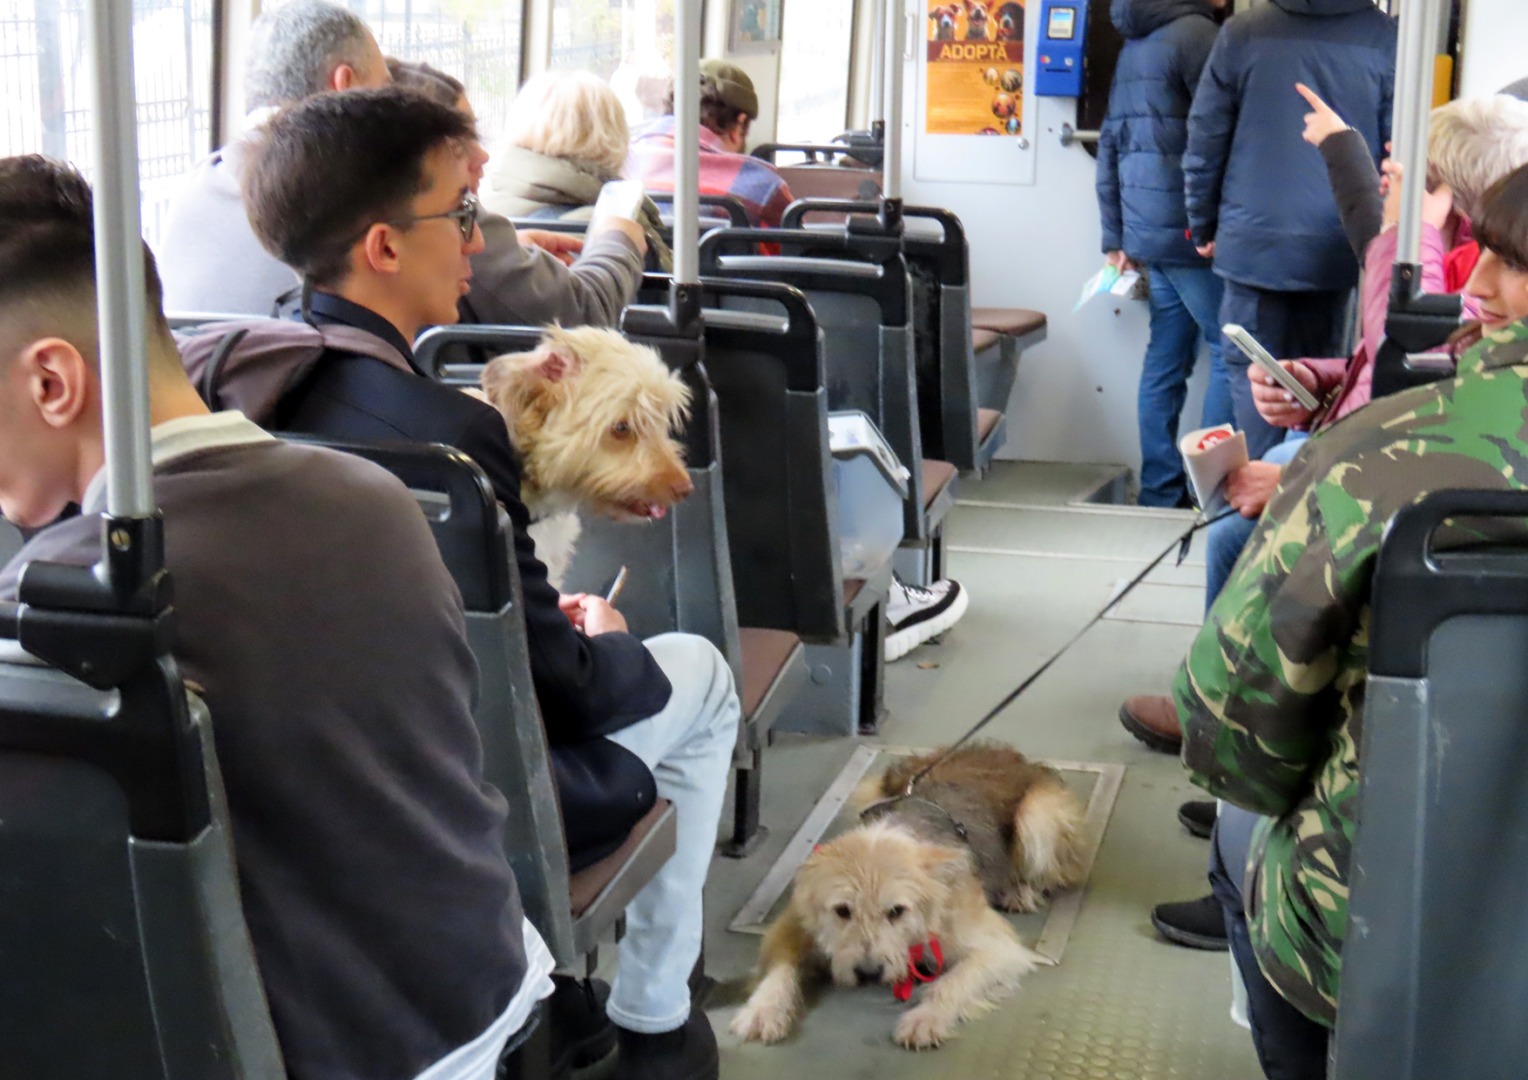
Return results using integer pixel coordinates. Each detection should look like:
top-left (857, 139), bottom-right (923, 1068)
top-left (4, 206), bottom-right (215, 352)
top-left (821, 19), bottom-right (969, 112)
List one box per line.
top-left (629, 59), bottom-right (795, 229)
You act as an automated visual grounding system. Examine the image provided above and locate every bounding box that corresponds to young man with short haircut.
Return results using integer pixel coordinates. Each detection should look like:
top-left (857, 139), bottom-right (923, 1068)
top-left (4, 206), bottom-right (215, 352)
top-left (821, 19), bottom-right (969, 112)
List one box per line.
top-left (0, 153), bottom-right (551, 1080)
top-left (157, 0), bottom-right (645, 328)
top-left (220, 86), bottom-right (737, 1080)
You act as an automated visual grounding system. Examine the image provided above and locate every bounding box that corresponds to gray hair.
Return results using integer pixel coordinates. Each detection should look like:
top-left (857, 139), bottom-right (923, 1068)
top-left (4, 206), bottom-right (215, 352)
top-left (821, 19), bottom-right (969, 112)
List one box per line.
top-left (504, 71), bottom-right (630, 177)
top-left (1428, 95), bottom-right (1528, 221)
top-left (245, 1), bottom-right (379, 110)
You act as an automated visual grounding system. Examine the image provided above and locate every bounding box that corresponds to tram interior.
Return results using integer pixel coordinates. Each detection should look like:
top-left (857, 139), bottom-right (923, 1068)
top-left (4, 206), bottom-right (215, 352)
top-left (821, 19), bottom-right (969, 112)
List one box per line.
top-left (1, 0), bottom-right (1526, 1078)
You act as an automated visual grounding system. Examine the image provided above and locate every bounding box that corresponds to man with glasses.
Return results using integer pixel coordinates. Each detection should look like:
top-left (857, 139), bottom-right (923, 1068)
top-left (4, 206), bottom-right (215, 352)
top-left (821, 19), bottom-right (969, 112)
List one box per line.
top-left (215, 86), bottom-right (736, 1080)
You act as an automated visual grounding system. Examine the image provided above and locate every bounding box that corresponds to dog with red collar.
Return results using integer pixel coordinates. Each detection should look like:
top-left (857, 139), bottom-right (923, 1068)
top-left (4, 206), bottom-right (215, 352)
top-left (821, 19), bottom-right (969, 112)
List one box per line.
top-left (731, 743), bottom-right (1083, 1049)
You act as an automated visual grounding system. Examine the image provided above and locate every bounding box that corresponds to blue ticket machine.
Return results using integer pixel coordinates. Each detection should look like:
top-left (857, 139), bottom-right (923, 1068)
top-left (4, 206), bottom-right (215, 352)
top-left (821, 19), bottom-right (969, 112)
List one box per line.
top-left (1034, 0), bottom-right (1089, 97)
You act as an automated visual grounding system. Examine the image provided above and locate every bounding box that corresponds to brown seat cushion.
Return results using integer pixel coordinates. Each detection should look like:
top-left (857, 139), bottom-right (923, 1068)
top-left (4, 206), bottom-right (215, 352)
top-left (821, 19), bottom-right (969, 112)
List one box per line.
top-left (738, 628), bottom-right (803, 719)
top-left (569, 798), bottom-right (670, 917)
top-left (844, 578), bottom-right (865, 606)
top-left (977, 408), bottom-right (1003, 441)
top-left (970, 307), bottom-right (1047, 337)
top-left (922, 460), bottom-right (959, 511)
top-left (972, 328), bottom-right (1001, 353)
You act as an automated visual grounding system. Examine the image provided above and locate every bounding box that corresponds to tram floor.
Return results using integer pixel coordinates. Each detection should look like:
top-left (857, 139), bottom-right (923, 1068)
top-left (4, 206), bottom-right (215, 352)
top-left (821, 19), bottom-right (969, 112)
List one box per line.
top-left (693, 461), bottom-right (1266, 1080)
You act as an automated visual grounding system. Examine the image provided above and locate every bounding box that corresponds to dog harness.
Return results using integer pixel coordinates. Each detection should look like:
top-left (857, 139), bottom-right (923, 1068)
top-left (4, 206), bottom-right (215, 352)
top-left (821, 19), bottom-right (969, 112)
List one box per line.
top-left (893, 936), bottom-right (944, 1002)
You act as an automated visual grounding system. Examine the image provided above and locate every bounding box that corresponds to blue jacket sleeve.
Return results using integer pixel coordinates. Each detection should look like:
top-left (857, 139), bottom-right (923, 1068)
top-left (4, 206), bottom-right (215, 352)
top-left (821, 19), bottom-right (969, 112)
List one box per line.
top-left (1096, 111), bottom-right (1124, 255)
top-left (457, 408), bottom-right (673, 742)
top-left (1183, 29), bottom-right (1238, 247)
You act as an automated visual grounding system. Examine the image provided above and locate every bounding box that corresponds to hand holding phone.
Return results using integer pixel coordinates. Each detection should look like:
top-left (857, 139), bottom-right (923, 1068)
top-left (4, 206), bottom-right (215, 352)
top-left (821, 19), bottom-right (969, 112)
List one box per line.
top-left (1224, 324), bottom-right (1321, 412)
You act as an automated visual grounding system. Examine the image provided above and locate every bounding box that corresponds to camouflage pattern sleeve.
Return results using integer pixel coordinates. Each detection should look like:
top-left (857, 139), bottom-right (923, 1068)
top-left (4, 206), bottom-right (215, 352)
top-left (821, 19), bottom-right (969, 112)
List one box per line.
top-left (1174, 453), bottom-right (1366, 815)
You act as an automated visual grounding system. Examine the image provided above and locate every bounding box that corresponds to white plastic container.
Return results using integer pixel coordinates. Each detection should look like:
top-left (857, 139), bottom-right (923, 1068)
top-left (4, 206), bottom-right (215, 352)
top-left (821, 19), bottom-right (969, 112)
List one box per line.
top-left (828, 411), bottom-right (910, 578)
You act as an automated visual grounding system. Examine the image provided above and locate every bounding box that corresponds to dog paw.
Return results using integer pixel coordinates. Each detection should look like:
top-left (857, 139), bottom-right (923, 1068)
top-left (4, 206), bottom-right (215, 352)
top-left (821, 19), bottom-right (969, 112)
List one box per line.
top-left (894, 1005), bottom-right (951, 1050)
top-left (993, 884), bottom-right (1041, 913)
top-left (731, 1002), bottom-right (794, 1044)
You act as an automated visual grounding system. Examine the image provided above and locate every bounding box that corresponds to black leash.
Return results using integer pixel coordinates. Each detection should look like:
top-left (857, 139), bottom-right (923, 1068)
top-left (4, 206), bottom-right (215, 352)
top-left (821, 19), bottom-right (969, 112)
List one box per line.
top-left (898, 506), bottom-right (1239, 796)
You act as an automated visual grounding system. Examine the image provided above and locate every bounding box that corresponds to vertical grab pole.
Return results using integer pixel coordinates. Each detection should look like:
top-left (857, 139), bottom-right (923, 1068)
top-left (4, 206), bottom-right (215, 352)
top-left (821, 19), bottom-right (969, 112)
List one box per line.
top-left (880, 0), bottom-right (904, 227)
top-left (1392, 0), bottom-right (1442, 281)
top-left (668, 0), bottom-right (702, 328)
top-left (86, 1), bottom-right (155, 523)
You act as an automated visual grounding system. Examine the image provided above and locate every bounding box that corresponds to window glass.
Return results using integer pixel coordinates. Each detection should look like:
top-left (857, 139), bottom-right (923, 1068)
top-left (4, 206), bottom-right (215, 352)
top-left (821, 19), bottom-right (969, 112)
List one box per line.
top-left (549, 0), bottom-right (674, 126)
top-left (775, 0), bottom-right (854, 141)
top-left (345, 1), bottom-right (523, 149)
top-left (0, 0), bottom-right (215, 248)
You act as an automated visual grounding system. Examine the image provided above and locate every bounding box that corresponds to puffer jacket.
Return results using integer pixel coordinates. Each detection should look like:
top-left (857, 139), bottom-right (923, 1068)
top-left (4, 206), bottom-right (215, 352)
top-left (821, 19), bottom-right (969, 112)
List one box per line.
top-left (1096, 0), bottom-right (1220, 264)
top-left (1183, 0), bottom-right (1397, 291)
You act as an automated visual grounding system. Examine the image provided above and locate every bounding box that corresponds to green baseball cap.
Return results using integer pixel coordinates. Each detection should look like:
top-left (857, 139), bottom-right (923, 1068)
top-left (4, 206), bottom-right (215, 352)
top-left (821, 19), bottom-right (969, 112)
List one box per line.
top-left (699, 58), bottom-right (759, 119)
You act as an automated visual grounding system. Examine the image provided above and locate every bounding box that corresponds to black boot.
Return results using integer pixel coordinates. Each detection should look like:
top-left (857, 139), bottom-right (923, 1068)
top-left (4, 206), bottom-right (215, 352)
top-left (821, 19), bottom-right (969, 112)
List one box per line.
top-left (1150, 894), bottom-right (1229, 951)
top-left (548, 976), bottom-right (616, 1077)
top-left (614, 1011), bottom-right (719, 1080)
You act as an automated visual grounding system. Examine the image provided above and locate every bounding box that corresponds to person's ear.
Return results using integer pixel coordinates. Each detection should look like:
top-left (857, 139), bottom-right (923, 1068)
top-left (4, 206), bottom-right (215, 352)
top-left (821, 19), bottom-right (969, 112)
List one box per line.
top-left (330, 63), bottom-right (359, 92)
top-left (19, 337), bottom-right (93, 429)
top-left (360, 224), bottom-right (404, 276)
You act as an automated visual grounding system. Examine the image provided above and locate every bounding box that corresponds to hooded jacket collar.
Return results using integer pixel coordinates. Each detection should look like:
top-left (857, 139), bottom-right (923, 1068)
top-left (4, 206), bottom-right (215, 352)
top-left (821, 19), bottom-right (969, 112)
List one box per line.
top-left (1270, 0), bottom-right (1379, 16)
top-left (1110, 0), bottom-right (1214, 39)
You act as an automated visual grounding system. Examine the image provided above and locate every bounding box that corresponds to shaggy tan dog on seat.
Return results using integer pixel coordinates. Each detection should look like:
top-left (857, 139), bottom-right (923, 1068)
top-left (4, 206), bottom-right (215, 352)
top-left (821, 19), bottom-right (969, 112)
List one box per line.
top-left (732, 743), bottom-right (1086, 1049)
top-left (481, 325), bottom-right (693, 584)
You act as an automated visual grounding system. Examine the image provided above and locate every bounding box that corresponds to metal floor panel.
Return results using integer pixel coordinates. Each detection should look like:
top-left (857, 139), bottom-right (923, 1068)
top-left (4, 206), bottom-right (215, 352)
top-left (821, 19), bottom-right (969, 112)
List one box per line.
top-left (701, 464), bottom-right (1262, 1079)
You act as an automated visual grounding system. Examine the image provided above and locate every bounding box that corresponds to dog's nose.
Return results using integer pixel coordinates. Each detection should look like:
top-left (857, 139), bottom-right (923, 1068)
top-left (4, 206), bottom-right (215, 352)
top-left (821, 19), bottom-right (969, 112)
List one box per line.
top-left (854, 962), bottom-right (884, 985)
top-left (670, 472), bottom-right (694, 501)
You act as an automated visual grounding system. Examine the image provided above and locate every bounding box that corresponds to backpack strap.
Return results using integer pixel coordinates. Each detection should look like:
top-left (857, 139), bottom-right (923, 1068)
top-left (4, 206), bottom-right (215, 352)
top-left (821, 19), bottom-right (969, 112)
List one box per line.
top-left (199, 327), bottom-right (251, 412)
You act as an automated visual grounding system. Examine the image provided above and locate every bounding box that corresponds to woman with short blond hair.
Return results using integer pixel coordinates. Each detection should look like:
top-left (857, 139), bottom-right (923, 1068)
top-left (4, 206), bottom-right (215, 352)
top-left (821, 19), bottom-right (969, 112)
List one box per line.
top-left (483, 70), bottom-right (672, 269)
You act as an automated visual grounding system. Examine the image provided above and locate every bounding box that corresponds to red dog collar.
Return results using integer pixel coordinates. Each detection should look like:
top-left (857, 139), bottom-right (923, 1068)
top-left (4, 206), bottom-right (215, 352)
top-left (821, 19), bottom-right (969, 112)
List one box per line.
top-left (892, 936), bottom-right (944, 1002)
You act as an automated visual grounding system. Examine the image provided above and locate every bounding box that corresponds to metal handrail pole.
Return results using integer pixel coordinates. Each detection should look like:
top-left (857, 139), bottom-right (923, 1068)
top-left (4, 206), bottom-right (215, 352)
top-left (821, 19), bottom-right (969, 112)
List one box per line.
top-left (881, 0), bottom-right (903, 202)
top-left (671, 0), bottom-right (702, 290)
top-left (1393, 0), bottom-right (1443, 272)
top-left (86, 0), bottom-right (155, 520)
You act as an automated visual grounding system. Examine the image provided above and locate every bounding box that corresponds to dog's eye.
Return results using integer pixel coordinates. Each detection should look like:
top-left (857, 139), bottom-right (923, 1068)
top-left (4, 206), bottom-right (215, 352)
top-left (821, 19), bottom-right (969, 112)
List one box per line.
top-left (886, 905), bottom-right (907, 922)
top-left (833, 903), bottom-right (852, 920)
top-left (610, 420), bottom-right (633, 439)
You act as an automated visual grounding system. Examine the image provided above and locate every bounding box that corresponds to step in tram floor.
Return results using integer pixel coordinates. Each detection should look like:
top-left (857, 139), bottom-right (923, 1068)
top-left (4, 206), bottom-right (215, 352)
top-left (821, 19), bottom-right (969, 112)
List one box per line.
top-left (699, 461), bottom-right (1262, 1080)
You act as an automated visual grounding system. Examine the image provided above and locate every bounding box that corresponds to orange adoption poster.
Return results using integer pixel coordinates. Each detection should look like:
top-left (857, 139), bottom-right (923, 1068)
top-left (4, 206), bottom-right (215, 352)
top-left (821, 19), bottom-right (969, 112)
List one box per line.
top-left (925, 0), bottom-right (1025, 136)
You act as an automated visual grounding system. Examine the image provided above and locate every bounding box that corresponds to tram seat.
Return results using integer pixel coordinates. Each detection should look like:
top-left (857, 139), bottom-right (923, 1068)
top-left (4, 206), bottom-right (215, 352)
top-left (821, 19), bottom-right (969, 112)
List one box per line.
top-left (412, 322), bottom-right (811, 856)
top-left (0, 617), bottom-right (285, 1077)
top-left (778, 166), bottom-right (883, 206)
top-left (970, 306), bottom-right (1048, 420)
top-left (289, 436), bottom-right (677, 968)
top-left (698, 279), bottom-right (895, 753)
top-left (698, 226), bottom-right (958, 585)
top-left (1332, 490), bottom-right (1528, 1080)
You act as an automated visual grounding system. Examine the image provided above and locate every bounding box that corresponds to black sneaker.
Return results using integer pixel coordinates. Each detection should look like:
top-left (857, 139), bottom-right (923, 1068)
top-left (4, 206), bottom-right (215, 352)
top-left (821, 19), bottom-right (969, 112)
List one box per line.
top-left (548, 976), bottom-right (616, 1076)
top-left (885, 575), bottom-right (969, 661)
top-left (1178, 799), bottom-right (1216, 839)
top-left (614, 1011), bottom-right (718, 1080)
top-left (1150, 895), bottom-right (1229, 951)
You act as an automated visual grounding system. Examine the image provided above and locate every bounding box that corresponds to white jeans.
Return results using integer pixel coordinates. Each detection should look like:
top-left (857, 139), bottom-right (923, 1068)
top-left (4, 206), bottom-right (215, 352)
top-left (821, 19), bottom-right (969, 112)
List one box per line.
top-left (604, 632), bottom-right (740, 1033)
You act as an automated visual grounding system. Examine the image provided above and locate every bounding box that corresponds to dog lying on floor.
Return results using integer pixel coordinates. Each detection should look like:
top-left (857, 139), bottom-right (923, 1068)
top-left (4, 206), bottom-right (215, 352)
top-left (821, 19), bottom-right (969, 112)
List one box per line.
top-left (481, 325), bottom-right (693, 586)
top-left (731, 743), bottom-right (1086, 1049)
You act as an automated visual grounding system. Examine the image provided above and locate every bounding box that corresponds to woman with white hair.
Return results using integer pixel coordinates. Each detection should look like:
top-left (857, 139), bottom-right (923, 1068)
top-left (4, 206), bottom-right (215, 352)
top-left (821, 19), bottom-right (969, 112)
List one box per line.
top-left (483, 70), bottom-right (672, 270)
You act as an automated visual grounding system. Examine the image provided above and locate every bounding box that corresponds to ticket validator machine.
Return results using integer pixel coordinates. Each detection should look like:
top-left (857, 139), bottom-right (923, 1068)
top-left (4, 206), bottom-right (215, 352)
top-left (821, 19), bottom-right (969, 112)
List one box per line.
top-left (1034, 0), bottom-right (1090, 97)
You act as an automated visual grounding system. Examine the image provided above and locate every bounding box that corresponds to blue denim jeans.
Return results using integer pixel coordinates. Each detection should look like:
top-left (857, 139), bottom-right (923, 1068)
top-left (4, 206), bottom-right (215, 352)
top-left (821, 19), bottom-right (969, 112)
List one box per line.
top-left (1204, 434), bottom-right (1308, 612)
top-left (1219, 281), bottom-right (1350, 461)
top-left (1209, 805), bottom-right (1330, 1080)
top-left (605, 633), bottom-right (740, 1033)
top-left (1138, 263), bottom-right (1235, 507)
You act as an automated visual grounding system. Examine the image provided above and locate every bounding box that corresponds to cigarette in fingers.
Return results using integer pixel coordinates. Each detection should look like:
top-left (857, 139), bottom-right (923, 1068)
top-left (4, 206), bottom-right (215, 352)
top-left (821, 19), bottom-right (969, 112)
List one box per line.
top-left (605, 565), bottom-right (629, 605)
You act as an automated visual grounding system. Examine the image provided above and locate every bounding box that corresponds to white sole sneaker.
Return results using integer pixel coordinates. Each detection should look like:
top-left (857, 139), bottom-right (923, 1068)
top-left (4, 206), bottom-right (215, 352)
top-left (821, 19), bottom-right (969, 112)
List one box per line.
top-left (884, 583), bottom-right (970, 662)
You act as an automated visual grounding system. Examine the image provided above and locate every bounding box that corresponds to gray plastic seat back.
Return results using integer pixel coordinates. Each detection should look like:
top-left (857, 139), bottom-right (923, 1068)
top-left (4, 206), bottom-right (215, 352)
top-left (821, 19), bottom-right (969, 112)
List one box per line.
top-left (1333, 490), bottom-right (1528, 1080)
top-left (698, 228), bottom-right (926, 540)
top-left (0, 646), bottom-right (284, 1079)
top-left (697, 278), bottom-right (846, 643)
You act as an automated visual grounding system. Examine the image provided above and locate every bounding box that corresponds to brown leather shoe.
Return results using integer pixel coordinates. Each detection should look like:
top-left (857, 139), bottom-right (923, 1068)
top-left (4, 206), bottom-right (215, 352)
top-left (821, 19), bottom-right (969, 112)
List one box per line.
top-left (1118, 694), bottom-right (1182, 753)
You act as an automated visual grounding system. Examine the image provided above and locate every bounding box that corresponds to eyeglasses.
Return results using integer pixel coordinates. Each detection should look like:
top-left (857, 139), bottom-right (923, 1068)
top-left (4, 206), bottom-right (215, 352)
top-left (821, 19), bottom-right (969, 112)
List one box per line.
top-left (383, 190), bottom-right (480, 242)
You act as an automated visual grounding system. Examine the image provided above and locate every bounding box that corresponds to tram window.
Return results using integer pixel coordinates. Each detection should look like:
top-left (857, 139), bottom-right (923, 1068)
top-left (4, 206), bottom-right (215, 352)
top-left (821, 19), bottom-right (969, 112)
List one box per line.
top-left (774, 0), bottom-right (853, 141)
top-left (548, 0), bottom-right (674, 124)
top-left (0, 0), bottom-right (214, 248)
top-left (343, 1), bottom-right (523, 147)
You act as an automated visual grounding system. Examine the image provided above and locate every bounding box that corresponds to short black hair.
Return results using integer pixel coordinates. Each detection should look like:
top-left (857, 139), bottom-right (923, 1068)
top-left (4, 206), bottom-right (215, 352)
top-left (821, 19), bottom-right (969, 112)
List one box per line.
top-left (1475, 162), bottom-right (1528, 271)
top-left (243, 86), bottom-right (476, 286)
top-left (0, 154), bottom-right (167, 333)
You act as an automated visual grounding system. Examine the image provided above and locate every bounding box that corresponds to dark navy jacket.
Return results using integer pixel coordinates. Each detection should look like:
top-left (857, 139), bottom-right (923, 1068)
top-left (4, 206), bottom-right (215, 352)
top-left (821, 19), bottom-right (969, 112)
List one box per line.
top-left (1183, 0), bottom-right (1397, 291)
top-left (1096, 0), bottom-right (1220, 265)
top-left (201, 293), bottom-right (668, 868)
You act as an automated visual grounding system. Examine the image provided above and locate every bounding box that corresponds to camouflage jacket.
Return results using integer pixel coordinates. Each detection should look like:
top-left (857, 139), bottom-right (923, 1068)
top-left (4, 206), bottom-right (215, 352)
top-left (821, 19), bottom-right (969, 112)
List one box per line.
top-left (1175, 319), bottom-right (1528, 1026)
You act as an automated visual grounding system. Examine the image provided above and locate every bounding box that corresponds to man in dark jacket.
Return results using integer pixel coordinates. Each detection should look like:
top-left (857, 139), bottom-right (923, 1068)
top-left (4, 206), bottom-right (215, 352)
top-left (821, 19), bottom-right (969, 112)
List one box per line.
top-left (232, 88), bottom-right (738, 1080)
top-left (0, 154), bottom-right (553, 1080)
top-left (1096, 0), bottom-right (1231, 507)
top-left (1183, 0), bottom-right (1397, 458)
